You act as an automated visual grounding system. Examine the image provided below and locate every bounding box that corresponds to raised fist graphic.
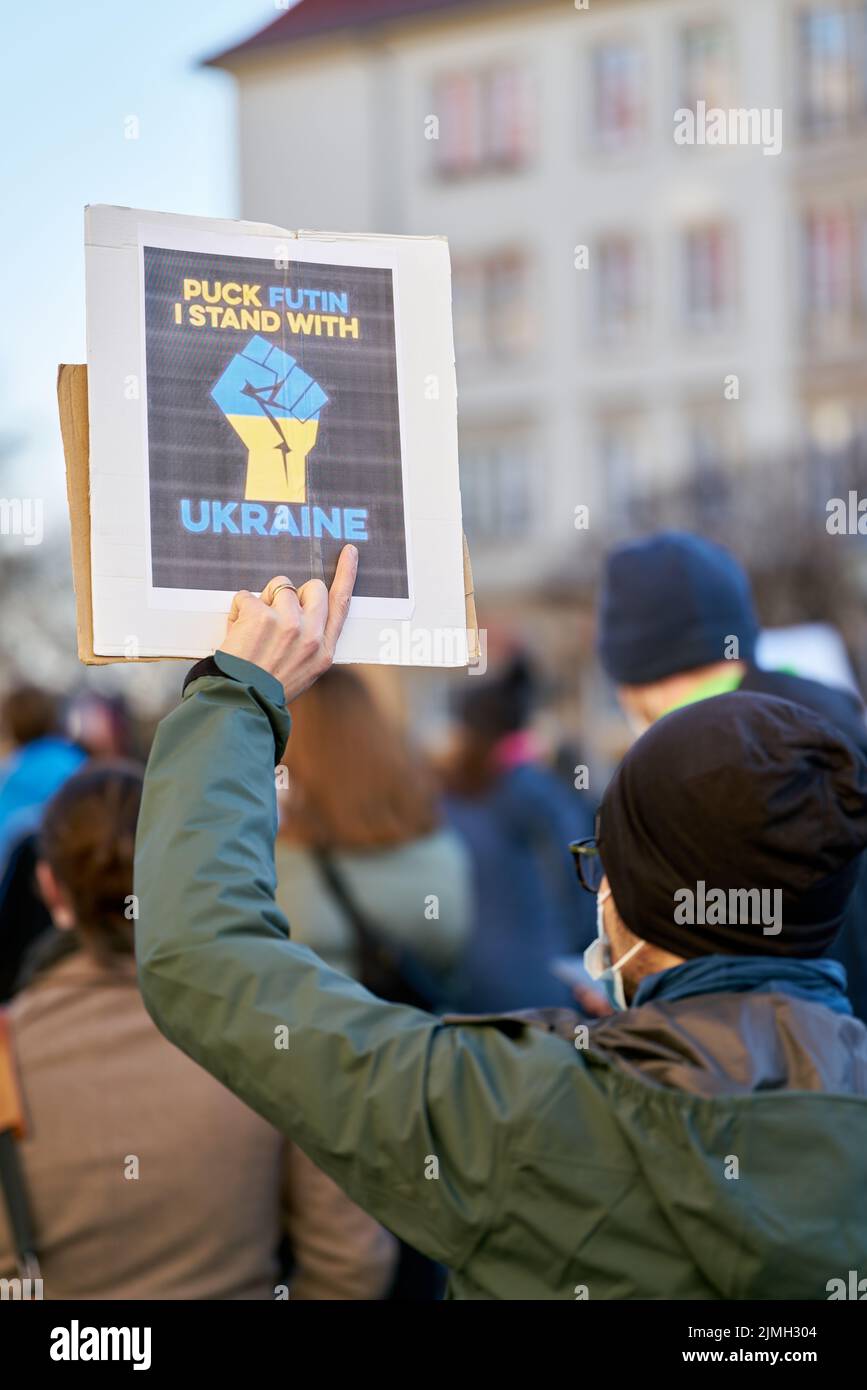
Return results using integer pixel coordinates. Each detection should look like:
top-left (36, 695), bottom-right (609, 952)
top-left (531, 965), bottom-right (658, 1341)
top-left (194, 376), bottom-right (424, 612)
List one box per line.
top-left (210, 335), bottom-right (329, 503)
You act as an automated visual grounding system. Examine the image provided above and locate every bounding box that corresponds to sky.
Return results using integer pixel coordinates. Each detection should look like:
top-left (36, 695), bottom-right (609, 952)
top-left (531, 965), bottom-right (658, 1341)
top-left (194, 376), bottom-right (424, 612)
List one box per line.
top-left (1, 0), bottom-right (288, 535)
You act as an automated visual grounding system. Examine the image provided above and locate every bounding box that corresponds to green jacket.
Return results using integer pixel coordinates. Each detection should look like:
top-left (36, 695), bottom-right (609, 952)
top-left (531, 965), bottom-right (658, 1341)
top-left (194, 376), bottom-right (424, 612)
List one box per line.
top-left (135, 657), bottom-right (867, 1300)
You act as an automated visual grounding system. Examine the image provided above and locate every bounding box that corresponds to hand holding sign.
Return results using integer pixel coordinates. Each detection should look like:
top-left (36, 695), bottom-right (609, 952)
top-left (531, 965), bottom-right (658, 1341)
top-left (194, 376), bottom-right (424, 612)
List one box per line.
top-left (211, 335), bottom-right (329, 504)
top-left (220, 544), bottom-right (358, 703)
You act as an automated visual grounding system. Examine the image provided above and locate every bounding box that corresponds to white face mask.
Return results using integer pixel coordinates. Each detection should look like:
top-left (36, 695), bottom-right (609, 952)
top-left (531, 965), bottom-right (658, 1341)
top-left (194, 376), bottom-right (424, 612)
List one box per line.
top-left (583, 887), bottom-right (646, 1011)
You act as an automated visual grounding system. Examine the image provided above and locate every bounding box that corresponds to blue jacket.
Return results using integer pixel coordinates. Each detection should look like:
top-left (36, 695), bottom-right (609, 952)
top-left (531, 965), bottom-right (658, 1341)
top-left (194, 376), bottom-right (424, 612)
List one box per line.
top-left (0, 737), bottom-right (86, 869)
top-left (444, 762), bottom-right (595, 1013)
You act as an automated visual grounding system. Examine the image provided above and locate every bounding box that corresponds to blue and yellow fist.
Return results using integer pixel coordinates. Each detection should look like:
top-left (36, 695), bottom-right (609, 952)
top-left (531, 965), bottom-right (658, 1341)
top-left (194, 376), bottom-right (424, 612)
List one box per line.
top-left (211, 335), bottom-right (329, 503)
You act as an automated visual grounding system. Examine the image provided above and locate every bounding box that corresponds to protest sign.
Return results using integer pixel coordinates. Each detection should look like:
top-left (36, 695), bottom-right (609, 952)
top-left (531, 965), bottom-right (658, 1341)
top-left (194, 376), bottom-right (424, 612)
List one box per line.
top-left (73, 206), bottom-right (472, 665)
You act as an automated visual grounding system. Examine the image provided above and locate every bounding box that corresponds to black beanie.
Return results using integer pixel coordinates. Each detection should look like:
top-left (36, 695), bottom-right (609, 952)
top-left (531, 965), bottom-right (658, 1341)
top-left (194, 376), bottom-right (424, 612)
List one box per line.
top-left (455, 655), bottom-right (537, 738)
top-left (597, 532), bottom-right (759, 684)
top-left (598, 692), bottom-right (867, 958)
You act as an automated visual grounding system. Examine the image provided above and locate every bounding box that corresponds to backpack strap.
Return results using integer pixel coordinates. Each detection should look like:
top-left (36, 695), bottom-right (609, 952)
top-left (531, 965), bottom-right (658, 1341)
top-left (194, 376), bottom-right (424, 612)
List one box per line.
top-left (312, 850), bottom-right (434, 1010)
top-left (0, 1009), bottom-right (40, 1279)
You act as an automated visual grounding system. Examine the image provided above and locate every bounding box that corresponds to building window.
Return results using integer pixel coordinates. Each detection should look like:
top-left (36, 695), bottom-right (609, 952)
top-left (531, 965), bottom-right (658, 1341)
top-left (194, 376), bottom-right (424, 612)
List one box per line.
top-left (802, 205), bottom-right (867, 340)
top-left (806, 398), bottom-right (867, 503)
top-left (799, 3), bottom-right (867, 136)
top-left (451, 260), bottom-right (488, 361)
top-left (678, 406), bottom-right (737, 529)
top-left (594, 235), bottom-right (645, 340)
top-left (486, 67), bottom-right (533, 166)
top-left (434, 73), bottom-right (484, 177)
top-left (487, 252), bottom-right (535, 356)
top-left (592, 42), bottom-right (645, 149)
top-left (687, 409), bottom-right (732, 474)
top-left (452, 251), bottom-right (534, 361)
top-left (681, 223), bottom-right (737, 332)
top-left (597, 412), bottom-right (643, 526)
top-left (433, 66), bottom-right (534, 177)
top-left (460, 431), bottom-right (534, 541)
top-left (679, 20), bottom-right (735, 112)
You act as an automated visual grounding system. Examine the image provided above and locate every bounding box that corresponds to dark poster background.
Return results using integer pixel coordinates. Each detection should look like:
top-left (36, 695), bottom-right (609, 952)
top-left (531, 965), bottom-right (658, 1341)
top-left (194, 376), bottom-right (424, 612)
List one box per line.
top-left (143, 246), bottom-right (409, 597)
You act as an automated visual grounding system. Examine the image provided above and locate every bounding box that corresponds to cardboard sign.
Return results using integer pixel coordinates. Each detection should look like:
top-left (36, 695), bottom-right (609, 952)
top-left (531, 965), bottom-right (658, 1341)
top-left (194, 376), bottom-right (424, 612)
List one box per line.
top-left (75, 206), bottom-right (473, 666)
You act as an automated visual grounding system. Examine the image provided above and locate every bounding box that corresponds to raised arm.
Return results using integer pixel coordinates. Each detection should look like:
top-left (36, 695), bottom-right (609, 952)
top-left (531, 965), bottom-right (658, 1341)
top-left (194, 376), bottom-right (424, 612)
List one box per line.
top-left (134, 552), bottom-right (545, 1270)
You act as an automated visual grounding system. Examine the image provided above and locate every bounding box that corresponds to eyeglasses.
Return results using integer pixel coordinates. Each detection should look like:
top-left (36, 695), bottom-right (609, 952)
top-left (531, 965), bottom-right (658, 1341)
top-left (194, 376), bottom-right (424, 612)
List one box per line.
top-left (569, 838), bottom-right (605, 895)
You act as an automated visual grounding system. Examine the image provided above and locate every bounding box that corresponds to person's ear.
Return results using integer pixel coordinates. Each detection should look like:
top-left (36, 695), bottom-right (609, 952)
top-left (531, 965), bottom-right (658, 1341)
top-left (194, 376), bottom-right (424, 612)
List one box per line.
top-left (599, 877), bottom-right (617, 938)
top-left (602, 884), bottom-right (636, 956)
top-left (35, 861), bottom-right (76, 930)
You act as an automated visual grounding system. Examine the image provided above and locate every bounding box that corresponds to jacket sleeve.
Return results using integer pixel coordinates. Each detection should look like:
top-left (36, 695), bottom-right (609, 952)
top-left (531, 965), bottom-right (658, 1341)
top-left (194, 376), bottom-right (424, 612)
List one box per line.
top-left (134, 658), bottom-right (549, 1271)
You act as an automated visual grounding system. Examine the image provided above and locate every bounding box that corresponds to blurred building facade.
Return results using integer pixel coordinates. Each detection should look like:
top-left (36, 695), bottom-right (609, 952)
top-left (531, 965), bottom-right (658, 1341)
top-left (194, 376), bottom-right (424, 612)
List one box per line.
top-left (211, 0), bottom-right (867, 687)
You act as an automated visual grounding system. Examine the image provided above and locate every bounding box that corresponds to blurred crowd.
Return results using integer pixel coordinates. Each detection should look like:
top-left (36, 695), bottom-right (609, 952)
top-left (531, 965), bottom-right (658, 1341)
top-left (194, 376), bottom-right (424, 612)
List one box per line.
top-left (1, 530), bottom-right (866, 1299)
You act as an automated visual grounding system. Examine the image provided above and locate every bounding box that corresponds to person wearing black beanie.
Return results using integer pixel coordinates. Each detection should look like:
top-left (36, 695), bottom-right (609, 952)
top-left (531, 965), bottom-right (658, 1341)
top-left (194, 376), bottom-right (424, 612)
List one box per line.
top-left (596, 529), bottom-right (867, 1024)
top-left (137, 624), bottom-right (867, 1298)
top-left (590, 694), bottom-right (867, 990)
